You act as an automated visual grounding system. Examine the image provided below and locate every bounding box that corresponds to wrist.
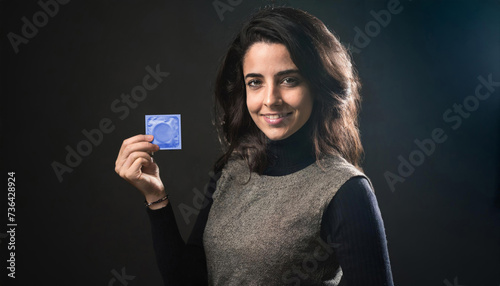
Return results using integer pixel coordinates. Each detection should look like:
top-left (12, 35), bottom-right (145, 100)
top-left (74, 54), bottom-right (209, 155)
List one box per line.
top-left (144, 188), bottom-right (166, 203)
top-left (147, 198), bottom-right (168, 210)
top-left (145, 189), bottom-right (168, 210)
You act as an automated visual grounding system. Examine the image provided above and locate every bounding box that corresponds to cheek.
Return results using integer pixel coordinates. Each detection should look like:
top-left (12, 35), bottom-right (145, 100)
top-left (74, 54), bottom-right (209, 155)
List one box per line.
top-left (304, 94), bottom-right (314, 113)
top-left (246, 95), bottom-right (260, 114)
top-left (288, 91), bottom-right (313, 112)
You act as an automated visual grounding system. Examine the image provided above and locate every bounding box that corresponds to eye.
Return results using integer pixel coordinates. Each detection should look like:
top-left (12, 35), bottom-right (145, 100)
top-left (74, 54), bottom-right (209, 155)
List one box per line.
top-left (247, 79), bottom-right (262, 88)
top-left (281, 77), bottom-right (299, 86)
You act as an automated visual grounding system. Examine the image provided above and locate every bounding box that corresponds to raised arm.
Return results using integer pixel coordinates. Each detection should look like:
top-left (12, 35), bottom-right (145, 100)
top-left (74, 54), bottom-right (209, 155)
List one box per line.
top-left (146, 174), bottom-right (218, 285)
top-left (114, 134), bottom-right (216, 285)
top-left (114, 134), bottom-right (166, 207)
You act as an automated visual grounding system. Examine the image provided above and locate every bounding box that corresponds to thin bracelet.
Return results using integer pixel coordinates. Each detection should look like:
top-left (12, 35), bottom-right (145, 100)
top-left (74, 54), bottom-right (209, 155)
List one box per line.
top-left (144, 194), bottom-right (169, 207)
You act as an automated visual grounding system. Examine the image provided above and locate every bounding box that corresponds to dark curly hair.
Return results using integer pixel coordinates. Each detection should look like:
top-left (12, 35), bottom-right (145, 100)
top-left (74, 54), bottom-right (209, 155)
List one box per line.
top-left (213, 6), bottom-right (363, 174)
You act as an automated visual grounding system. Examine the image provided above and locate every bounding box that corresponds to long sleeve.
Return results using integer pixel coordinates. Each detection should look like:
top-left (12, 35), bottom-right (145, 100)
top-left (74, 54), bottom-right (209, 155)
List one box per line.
top-left (320, 176), bottom-right (394, 286)
top-left (146, 174), bottom-right (219, 286)
top-left (146, 171), bottom-right (393, 285)
top-left (147, 203), bottom-right (190, 285)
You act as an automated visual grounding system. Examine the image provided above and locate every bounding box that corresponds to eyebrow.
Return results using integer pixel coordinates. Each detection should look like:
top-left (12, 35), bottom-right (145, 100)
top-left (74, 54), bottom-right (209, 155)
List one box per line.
top-left (244, 69), bottom-right (300, 79)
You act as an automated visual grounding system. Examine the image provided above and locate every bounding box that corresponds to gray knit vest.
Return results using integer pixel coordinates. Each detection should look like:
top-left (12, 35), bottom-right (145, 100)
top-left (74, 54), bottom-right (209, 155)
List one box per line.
top-left (203, 155), bottom-right (368, 285)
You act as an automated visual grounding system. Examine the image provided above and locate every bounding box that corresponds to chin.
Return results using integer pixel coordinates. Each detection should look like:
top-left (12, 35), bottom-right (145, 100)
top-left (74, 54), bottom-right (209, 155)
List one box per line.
top-left (264, 129), bottom-right (291, 141)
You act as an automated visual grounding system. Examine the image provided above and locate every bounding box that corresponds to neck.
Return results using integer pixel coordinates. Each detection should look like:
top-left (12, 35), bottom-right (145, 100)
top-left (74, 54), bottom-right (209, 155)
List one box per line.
top-left (264, 118), bottom-right (316, 176)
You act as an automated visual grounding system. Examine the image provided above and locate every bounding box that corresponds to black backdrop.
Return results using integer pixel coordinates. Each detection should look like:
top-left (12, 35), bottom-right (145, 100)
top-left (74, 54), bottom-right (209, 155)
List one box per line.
top-left (1, 0), bottom-right (499, 285)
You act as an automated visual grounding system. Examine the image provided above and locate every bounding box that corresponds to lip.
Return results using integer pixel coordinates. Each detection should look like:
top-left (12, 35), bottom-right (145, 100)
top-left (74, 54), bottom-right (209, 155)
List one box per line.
top-left (261, 112), bottom-right (293, 125)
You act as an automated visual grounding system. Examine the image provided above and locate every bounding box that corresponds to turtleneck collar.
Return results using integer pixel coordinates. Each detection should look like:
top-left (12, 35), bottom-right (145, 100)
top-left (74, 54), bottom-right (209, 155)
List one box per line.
top-left (263, 118), bottom-right (316, 176)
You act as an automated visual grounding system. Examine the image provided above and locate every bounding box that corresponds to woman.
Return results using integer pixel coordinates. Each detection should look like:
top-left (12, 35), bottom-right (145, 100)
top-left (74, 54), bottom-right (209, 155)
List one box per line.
top-left (115, 6), bottom-right (394, 285)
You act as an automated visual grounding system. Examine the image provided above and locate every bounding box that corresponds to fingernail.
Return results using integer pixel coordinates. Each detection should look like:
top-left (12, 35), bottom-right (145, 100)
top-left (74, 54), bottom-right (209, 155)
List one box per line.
top-left (147, 135), bottom-right (154, 141)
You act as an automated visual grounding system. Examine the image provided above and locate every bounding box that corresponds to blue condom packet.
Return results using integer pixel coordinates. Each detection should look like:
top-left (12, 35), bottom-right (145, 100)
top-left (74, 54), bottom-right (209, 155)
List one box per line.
top-left (145, 114), bottom-right (182, 150)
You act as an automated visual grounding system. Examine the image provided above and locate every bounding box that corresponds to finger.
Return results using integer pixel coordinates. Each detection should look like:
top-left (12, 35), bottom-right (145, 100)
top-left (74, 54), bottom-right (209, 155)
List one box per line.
top-left (122, 141), bottom-right (158, 160)
top-left (116, 134), bottom-right (153, 170)
top-left (119, 151), bottom-right (151, 178)
top-left (125, 157), bottom-right (151, 182)
top-left (118, 134), bottom-right (154, 158)
top-left (117, 141), bottom-right (159, 169)
top-left (121, 151), bottom-right (153, 174)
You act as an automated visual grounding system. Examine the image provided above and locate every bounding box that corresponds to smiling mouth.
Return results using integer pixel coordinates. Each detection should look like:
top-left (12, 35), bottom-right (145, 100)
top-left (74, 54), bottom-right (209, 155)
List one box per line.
top-left (262, 112), bottom-right (293, 119)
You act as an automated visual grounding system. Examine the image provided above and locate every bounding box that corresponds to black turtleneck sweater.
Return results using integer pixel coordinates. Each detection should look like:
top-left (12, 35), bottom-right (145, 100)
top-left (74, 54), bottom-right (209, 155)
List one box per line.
top-left (146, 121), bottom-right (394, 285)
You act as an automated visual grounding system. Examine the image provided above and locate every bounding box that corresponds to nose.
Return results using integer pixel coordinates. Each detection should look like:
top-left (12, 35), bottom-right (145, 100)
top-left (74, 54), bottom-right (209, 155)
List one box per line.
top-left (263, 83), bottom-right (282, 107)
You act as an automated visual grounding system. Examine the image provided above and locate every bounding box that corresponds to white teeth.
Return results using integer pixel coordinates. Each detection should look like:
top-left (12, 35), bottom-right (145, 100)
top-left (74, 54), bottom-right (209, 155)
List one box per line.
top-left (265, 114), bottom-right (283, 119)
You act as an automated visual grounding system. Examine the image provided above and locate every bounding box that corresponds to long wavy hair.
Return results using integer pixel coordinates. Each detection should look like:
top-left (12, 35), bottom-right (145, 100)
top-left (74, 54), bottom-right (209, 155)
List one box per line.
top-left (213, 6), bottom-right (364, 174)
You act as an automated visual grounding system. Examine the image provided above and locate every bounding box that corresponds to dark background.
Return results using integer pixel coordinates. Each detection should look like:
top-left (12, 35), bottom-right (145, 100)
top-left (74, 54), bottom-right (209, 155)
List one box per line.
top-left (1, 0), bottom-right (499, 285)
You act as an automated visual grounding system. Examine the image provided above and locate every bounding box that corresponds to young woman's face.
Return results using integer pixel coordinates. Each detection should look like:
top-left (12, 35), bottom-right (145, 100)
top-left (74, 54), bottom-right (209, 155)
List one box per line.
top-left (243, 42), bottom-right (314, 141)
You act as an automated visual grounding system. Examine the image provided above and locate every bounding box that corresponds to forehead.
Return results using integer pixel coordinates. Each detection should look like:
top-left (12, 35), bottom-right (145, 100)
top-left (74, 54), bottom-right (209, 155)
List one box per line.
top-left (242, 42), bottom-right (297, 73)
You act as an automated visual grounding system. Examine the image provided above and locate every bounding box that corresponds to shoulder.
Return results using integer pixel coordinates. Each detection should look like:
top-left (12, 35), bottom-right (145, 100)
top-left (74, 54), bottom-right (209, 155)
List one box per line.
top-left (318, 155), bottom-right (363, 175)
top-left (322, 176), bottom-right (377, 231)
top-left (322, 177), bottom-right (380, 235)
top-left (337, 176), bottom-right (375, 201)
top-left (313, 154), bottom-right (371, 191)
